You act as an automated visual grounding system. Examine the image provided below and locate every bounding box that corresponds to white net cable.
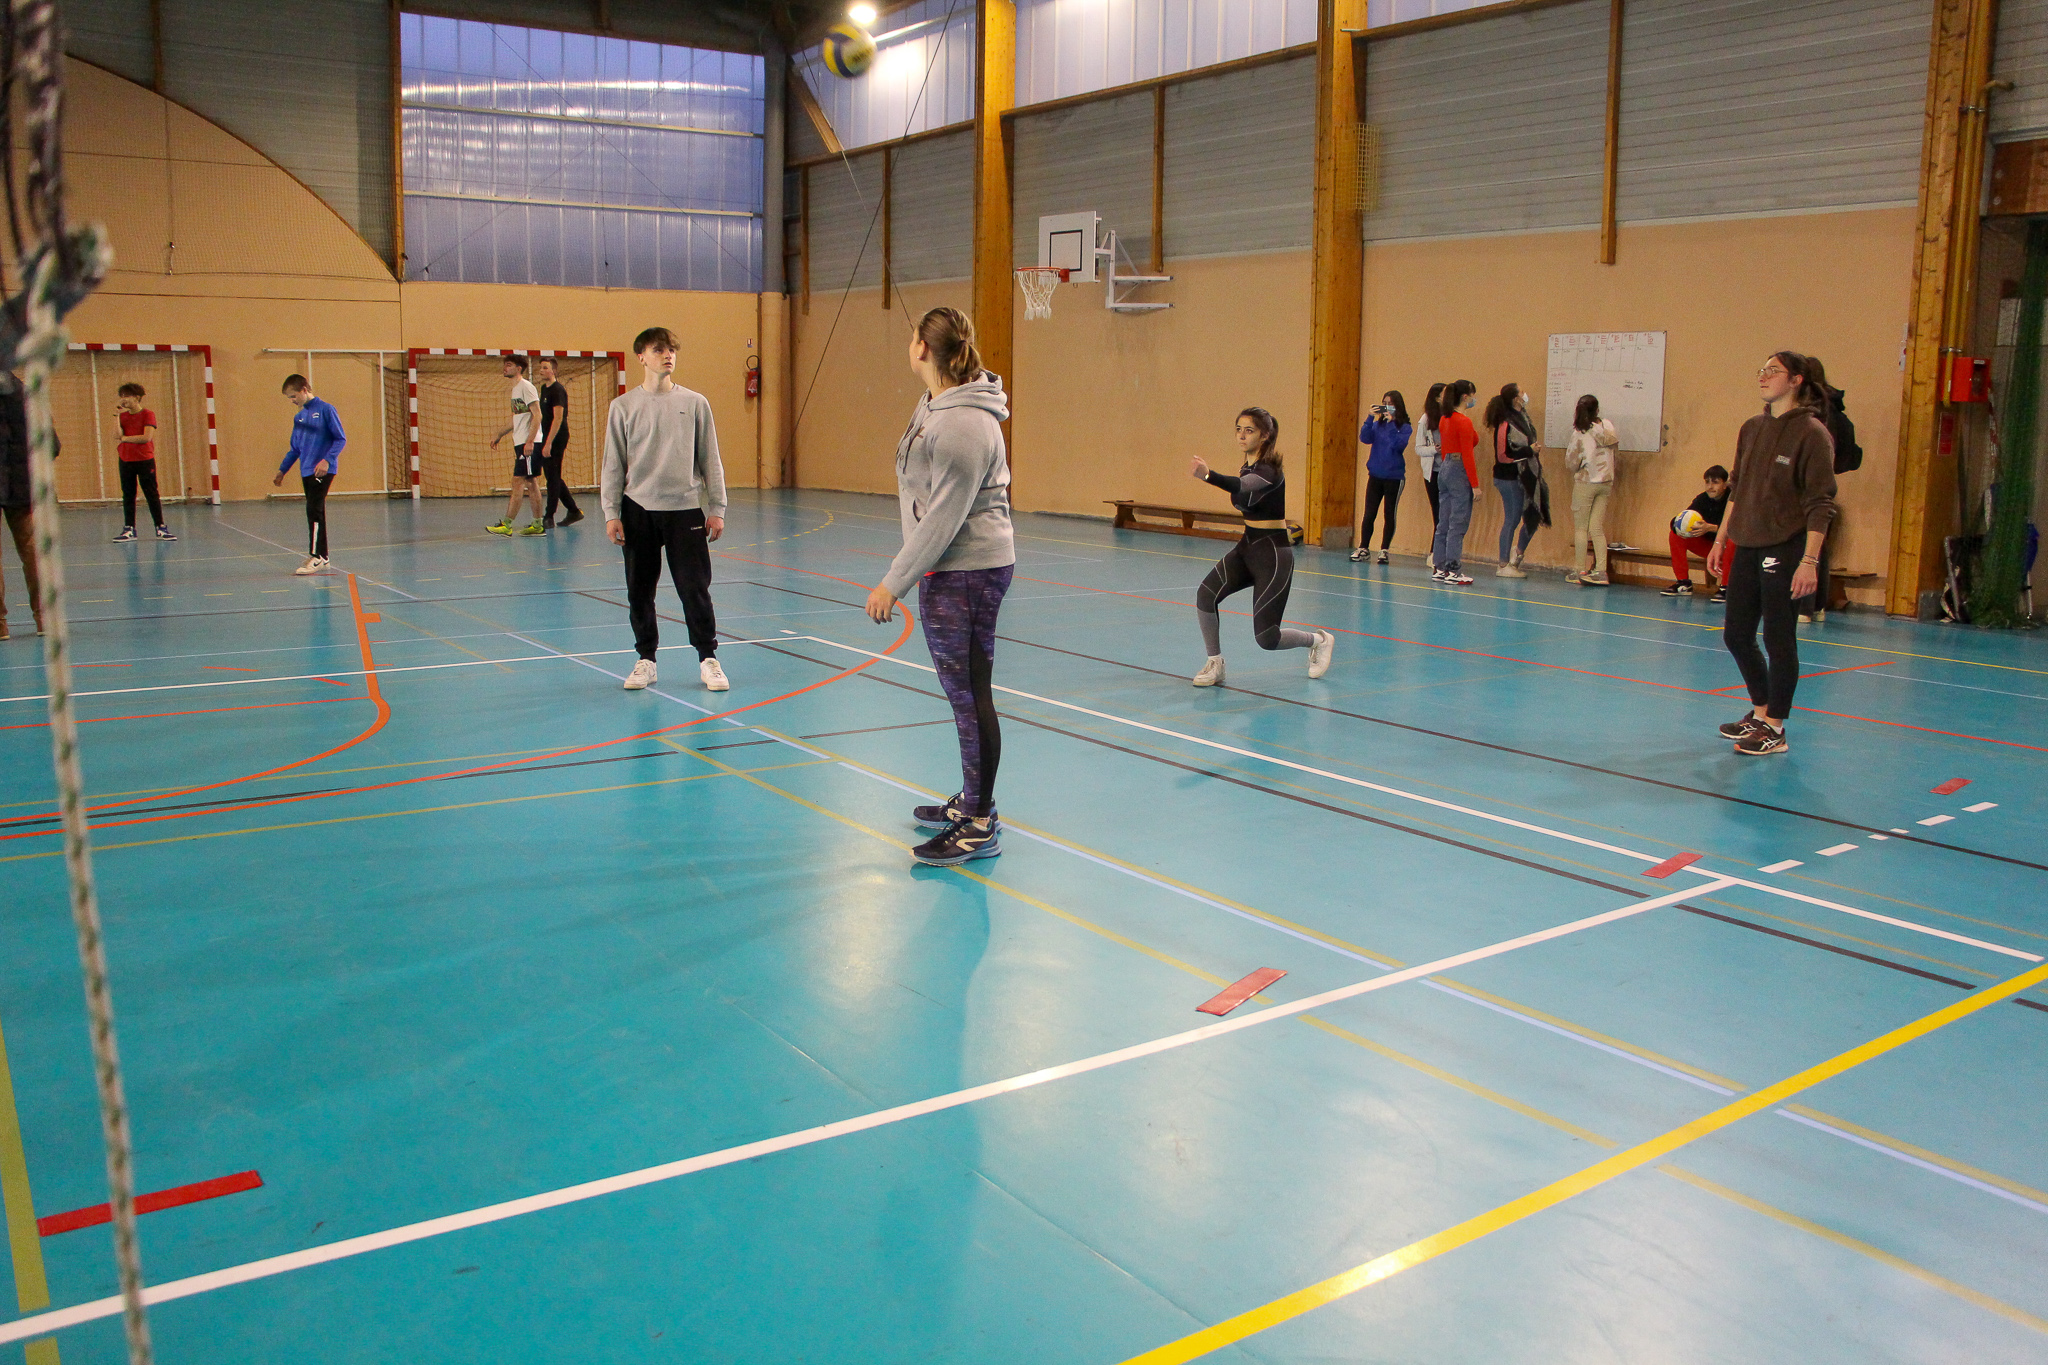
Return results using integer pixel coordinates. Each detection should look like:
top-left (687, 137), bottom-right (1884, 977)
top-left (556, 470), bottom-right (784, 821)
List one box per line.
top-left (1016, 266), bottom-right (1064, 321)
top-left (8, 0), bottom-right (154, 1358)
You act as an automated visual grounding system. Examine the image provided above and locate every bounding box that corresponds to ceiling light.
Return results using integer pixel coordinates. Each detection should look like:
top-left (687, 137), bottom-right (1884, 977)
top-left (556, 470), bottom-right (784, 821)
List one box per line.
top-left (848, 3), bottom-right (878, 25)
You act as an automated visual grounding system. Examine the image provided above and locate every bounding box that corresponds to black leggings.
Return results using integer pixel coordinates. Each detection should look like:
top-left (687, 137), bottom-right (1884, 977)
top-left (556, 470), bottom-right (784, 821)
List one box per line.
top-left (621, 498), bottom-right (717, 661)
top-left (1723, 536), bottom-right (1802, 720)
top-left (119, 459), bottom-right (163, 528)
top-left (543, 438), bottom-right (579, 520)
top-left (1425, 471), bottom-right (1440, 526)
top-left (1196, 531), bottom-right (1316, 653)
top-left (1360, 475), bottom-right (1403, 549)
top-left (302, 474), bottom-right (333, 558)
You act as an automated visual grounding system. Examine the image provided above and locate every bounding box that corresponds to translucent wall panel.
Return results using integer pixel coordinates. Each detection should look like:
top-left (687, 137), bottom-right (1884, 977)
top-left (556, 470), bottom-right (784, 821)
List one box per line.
top-left (1362, 0), bottom-right (1607, 242)
top-left (1617, 0), bottom-right (1929, 223)
top-left (794, 0), bottom-right (978, 151)
top-left (1015, 0), bottom-right (1316, 105)
top-left (401, 13), bottom-right (764, 289)
top-left (1363, 0), bottom-right (1500, 27)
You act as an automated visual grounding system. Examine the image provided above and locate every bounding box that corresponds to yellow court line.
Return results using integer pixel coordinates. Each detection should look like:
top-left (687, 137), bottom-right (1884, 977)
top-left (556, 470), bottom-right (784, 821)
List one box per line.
top-left (1121, 957), bottom-right (2048, 1364)
top-left (0, 1012), bottom-right (52, 1314)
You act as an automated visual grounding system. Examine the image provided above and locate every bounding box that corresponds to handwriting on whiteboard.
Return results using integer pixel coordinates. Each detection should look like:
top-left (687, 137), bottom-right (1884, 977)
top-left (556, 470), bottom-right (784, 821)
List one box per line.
top-left (1544, 331), bottom-right (1666, 454)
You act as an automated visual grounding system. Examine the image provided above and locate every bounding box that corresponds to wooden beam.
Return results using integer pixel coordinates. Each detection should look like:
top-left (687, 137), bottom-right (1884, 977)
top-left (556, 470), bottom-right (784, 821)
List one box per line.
top-left (972, 0), bottom-right (1017, 450)
top-left (789, 62), bottom-right (844, 157)
top-left (1889, 0), bottom-right (1999, 617)
top-left (881, 145), bottom-right (893, 309)
top-left (1598, 0), bottom-right (1622, 265)
top-left (1304, 0), bottom-right (1367, 551)
top-left (1151, 85), bottom-right (1166, 274)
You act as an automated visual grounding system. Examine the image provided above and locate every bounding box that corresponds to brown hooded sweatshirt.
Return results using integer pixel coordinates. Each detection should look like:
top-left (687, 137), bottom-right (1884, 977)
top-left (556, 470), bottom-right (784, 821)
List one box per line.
top-left (1727, 405), bottom-right (1837, 548)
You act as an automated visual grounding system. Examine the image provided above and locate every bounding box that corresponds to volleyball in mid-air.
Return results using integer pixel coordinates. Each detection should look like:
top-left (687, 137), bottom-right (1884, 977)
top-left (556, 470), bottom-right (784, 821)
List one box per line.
top-left (822, 22), bottom-right (876, 78)
top-left (1672, 508), bottom-right (1708, 538)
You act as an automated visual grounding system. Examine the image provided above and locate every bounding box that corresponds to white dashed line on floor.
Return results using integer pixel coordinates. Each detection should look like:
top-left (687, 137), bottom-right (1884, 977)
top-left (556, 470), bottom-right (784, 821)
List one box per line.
top-left (1964, 802), bottom-right (1998, 813)
top-left (1817, 843), bottom-right (1859, 857)
top-left (1918, 815), bottom-right (1954, 826)
top-left (1759, 860), bottom-right (1803, 873)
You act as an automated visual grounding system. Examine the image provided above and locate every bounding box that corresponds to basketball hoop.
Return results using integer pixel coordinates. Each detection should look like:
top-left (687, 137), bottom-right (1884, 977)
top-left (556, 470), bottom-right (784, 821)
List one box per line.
top-left (1016, 266), bottom-right (1068, 320)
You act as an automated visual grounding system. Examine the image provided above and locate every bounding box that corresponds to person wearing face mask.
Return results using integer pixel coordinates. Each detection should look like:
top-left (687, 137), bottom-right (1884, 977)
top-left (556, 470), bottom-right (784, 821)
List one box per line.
top-left (1187, 407), bottom-right (1336, 686)
top-left (1429, 379), bottom-right (1479, 585)
top-left (1484, 382), bottom-right (1540, 577)
top-left (1352, 389), bottom-right (1411, 565)
top-left (1706, 351), bottom-right (1837, 756)
top-left (1415, 381), bottom-right (1446, 564)
top-left (1563, 393), bottom-right (1619, 586)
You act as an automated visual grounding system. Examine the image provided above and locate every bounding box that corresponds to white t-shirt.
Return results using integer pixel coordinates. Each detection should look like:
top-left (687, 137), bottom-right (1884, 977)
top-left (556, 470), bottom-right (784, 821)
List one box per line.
top-left (509, 377), bottom-right (540, 447)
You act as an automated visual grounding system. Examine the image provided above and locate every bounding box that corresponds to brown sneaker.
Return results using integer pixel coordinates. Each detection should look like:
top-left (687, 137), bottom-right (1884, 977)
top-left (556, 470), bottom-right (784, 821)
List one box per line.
top-left (1734, 724), bottom-right (1788, 756)
top-left (1718, 713), bottom-right (1766, 740)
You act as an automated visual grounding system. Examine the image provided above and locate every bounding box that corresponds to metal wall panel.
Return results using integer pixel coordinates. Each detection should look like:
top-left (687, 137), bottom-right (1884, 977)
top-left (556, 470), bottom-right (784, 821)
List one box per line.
top-left (160, 0), bottom-right (397, 264)
top-left (1993, 0), bottom-right (2048, 141)
top-left (893, 131), bottom-right (976, 282)
top-left (795, 0), bottom-right (977, 151)
top-left (806, 153), bottom-right (887, 292)
top-left (1011, 91), bottom-right (1157, 266)
top-left (1362, 0), bottom-right (1607, 243)
top-left (64, 0), bottom-right (155, 85)
top-left (1016, 0), bottom-right (1314, 105)
top-left (1364, 0), bottom-right (1500, 26)
top-left (1163, 54), bottom-right (1314, 256)
top-left (1617, 0), bottom-right (1930, 223)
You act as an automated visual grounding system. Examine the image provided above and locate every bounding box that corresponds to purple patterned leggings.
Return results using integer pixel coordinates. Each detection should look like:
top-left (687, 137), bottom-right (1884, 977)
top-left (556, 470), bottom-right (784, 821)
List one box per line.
top-left (918, 564), bottom-right (1013, 818)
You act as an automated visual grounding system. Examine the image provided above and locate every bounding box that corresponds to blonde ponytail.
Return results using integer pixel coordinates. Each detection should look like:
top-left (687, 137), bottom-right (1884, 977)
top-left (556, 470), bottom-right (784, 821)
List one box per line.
top-left (916, 307), bottom-right (983, 386)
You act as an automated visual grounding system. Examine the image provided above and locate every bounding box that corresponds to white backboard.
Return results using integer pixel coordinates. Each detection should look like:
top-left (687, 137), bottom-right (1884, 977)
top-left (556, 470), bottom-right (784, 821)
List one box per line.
top-left (1543, 331), bottom-right (1667, 454)
top-left (1038, 211), bottom-right (1099, 283)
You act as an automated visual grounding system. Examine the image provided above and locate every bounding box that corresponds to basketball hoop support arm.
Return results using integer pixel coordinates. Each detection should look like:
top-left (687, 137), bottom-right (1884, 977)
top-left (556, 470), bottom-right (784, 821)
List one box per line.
top-left (1099, 229), bottom-right (1170, 312)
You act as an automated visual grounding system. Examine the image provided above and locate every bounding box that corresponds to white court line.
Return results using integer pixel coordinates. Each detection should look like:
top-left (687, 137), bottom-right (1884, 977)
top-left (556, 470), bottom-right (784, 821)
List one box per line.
top-left (1964, 802), bottom-right (1999, 813)
top-left (1759, 860), bottom-right (1803, 874)
top-left (788, 637), bottom-right (2043, 964)
top-left (0, 883), bottom-right (1724, 1346)
top-left (1817, 844), bottom-right (1858, 857)
top-left (1771, 1110), bottom-right (2048, 1218)
top-left (1920, 815), bottom-right (1955, 826)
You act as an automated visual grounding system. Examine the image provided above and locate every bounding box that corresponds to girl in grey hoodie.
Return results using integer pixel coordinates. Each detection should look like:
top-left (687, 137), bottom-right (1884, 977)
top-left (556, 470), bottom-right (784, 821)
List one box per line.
top-left (864, 307), bottom-right (1016, 867)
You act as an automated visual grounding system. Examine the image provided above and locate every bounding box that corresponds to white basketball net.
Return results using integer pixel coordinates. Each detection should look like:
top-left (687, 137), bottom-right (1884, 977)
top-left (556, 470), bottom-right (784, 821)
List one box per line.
top-left (1016, 267), bottom-right (1066, 320)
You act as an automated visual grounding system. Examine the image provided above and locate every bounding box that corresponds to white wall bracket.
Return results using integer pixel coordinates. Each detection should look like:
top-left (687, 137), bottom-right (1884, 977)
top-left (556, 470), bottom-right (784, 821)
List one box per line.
top-left (1098, 229), bottom-right (1170, 312)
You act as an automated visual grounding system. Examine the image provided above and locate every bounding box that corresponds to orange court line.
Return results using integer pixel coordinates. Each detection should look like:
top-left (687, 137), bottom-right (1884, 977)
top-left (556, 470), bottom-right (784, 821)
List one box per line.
top-left (0, 564), bottom-right (915, 842)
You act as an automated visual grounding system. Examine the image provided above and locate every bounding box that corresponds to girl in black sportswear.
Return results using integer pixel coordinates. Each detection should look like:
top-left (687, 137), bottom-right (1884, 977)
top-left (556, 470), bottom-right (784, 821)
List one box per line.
top-left (1187, 407), bottom-right (1334, 687)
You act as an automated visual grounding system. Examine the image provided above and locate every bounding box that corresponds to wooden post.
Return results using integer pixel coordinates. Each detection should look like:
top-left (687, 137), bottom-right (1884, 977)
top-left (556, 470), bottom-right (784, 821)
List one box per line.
top-left (1304, 0), bottom-right (1367, 550)
top-left (1598, 0), bottom-right (1622, 265)
top-left (973, 0), bottom-right (1018, 450)
top-left (1151, 85), bottom-right (1166, 274)
top-left (1889, 0), bottom-right (1999, 617)
top-left (882, 146), bottom-right (893, 309)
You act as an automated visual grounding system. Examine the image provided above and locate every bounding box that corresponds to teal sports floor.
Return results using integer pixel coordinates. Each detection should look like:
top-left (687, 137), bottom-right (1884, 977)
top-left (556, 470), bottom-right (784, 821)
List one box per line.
top-left (2, 490), bottom-right (2046, 1364)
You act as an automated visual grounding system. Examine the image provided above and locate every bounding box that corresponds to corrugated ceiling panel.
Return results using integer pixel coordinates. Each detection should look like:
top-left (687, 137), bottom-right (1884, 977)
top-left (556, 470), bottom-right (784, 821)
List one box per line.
top-left (795, 0), bottom-right (977, 151)
top-left (807, 153), bottom-right (886, 291)
top-left (1011, 91), bottom-right (1156, 266)
top-left (1362, 0), bottom-right (1607, 243)
top-left (1994, 0), bottom-right (2048, 140)
top-left (1163, 55), bottom-right (1314, 256)
top-left (1016, 0), bottom-right (1314, 105)
top-left (1617, 0), bottom-right (1930, 222)
top-left (893, 131), bottom-right (976, 282)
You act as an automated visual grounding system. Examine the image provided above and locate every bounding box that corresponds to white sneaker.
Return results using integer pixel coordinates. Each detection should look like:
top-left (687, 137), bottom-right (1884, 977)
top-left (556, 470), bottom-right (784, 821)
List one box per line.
top-left (293, 557), bottom-right (327, 576)
top-left (1348, 547), bottom-right (1366, 562)
top-left (623, 659), bottom-right (657, 690)
top-left (1307, 630), bottom-right (1334, 679)
top-left (1444, 570), bottom-right (1474, 586)
top-left (1191, 656), bottom-right (1225, 688)
top-left (1496, 564), bottom-right (1526, 579)
top-left (701, 658), bottom-right (730, 692)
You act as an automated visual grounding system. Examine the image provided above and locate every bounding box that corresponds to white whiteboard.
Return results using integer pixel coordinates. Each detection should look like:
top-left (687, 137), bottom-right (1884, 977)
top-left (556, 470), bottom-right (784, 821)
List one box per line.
top-left (1543, 331), bottom-right (1666, 453)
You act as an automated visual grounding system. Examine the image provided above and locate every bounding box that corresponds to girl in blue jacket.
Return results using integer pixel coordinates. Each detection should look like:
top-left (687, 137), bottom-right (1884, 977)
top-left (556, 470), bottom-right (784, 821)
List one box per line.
top-left (1352, 390), bottom-right (1411, 564)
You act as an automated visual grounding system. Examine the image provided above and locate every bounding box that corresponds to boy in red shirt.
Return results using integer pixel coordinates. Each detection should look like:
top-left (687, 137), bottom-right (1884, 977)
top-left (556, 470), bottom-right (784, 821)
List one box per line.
top-left (112, 382), bottom-right (174, 542)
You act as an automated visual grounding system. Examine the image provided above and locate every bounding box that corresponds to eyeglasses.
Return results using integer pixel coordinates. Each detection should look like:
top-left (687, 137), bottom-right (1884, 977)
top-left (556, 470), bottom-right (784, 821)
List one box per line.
top-left (1757, 366), bottom-right (1787, 379)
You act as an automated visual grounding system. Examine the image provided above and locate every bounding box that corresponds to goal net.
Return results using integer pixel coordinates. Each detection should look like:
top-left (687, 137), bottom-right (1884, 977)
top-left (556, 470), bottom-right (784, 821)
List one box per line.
top-left (406, 350), bottom-right (623, 498)
top-left (50, 346), bottom-right (214, 505)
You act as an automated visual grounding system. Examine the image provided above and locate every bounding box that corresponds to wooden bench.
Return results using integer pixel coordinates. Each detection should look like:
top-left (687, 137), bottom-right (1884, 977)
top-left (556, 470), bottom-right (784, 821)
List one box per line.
top-left (1604, 547), bottom-right (1874, 609)
top-left (1108, 500), bottom-right (1247, 542)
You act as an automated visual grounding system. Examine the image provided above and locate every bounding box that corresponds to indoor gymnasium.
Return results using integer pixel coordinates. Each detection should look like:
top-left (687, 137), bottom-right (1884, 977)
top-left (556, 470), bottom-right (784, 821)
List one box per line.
top-left (2, 0), bottom-right (2047, 1361)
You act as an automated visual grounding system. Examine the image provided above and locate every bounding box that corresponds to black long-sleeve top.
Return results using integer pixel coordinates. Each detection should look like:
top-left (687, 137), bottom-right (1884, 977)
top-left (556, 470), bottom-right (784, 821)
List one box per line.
top-left (1206, 460), bottom-right (1286, 536)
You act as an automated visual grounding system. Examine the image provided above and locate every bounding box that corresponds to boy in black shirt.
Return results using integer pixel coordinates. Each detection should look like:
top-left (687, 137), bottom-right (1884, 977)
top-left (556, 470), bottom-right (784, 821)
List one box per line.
top-left (535, 357), bottom-right (582, 528)
top-left (1662, 465), bottom-right (1730, 601)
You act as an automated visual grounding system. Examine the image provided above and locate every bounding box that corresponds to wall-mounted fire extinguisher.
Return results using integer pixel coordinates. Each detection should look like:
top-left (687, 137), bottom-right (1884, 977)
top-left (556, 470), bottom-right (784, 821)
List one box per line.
top-left (745, 354), bottom-right (761, 399)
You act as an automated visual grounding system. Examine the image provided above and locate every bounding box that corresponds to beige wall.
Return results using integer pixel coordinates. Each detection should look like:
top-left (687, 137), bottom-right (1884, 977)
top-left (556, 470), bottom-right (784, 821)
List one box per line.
top-left (31, 59), bottom-right (781, 504)
top-left (1358, 211), bottom-right (1915, 591)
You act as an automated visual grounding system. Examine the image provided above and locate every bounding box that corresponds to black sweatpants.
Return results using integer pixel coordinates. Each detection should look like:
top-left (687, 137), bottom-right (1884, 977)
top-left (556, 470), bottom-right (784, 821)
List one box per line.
top-left (543, 435), bottom-right (579, 521)
top-left (1723, 535), bottom-right (1803, 721)
top-left (302, 473), bottom-right (333, 558)
top-left (621, 497), bottom-right (717, 661)
top-left (1360, 475), bottom-right (1403, 549)
top-left (119, 458), bottom-right (164, 528)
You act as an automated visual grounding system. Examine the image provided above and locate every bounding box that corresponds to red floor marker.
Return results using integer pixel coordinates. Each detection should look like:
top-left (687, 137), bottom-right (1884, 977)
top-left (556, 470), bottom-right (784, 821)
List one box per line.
top-left (1931, 778), bottom-right (1971, 796)
top-left (38, 1170), bottom-right (263, 1236)
top-left (1642, 851), bottom-right (1702, 879)
top-left (1198, 968), bottom-right (1286, 1017)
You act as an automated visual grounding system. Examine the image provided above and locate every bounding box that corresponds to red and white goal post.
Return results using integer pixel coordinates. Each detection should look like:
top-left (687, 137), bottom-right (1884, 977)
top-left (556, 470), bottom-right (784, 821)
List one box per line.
top-left (405, 349), bottom-right (626, 500)
top-left (60, 343), bottom-right (220, 505)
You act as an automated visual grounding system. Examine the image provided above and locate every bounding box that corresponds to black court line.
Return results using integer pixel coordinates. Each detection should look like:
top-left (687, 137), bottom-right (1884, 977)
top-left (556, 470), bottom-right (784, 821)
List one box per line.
top-left (739, 635), bottom-right (2048, 1017)
top-left (994, 632), bottom-right (2048, 876)
top-left (729, 580), bottom-right (867, 609)
top-left (0, 750), bottom-right (679, 831)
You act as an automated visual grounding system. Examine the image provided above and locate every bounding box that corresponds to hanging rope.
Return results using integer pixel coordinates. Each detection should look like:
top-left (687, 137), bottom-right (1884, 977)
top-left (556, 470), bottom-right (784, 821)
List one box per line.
top-left (5, 0), bottom-right (148, 1360)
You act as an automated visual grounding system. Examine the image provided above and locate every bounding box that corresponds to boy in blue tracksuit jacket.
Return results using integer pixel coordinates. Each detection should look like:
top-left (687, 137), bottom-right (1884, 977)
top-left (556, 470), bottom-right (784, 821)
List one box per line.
top-left (271, 373), bottom-right (346, 574)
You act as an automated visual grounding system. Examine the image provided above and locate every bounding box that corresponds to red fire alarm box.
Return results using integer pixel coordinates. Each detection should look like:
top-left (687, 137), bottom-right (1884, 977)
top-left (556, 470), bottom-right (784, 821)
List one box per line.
top-left (1948, 355), bottom-right (1989, 403)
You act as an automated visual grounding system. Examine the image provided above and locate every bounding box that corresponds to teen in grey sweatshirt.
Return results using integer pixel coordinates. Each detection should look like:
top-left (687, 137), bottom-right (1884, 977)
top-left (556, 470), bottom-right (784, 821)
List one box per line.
top-left (865, 308), bottom-right (1016, 868)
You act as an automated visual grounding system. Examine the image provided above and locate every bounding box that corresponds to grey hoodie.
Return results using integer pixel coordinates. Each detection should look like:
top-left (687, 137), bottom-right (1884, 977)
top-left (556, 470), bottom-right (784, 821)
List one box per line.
top-left (879, 371), bottom-right (1015, 599)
